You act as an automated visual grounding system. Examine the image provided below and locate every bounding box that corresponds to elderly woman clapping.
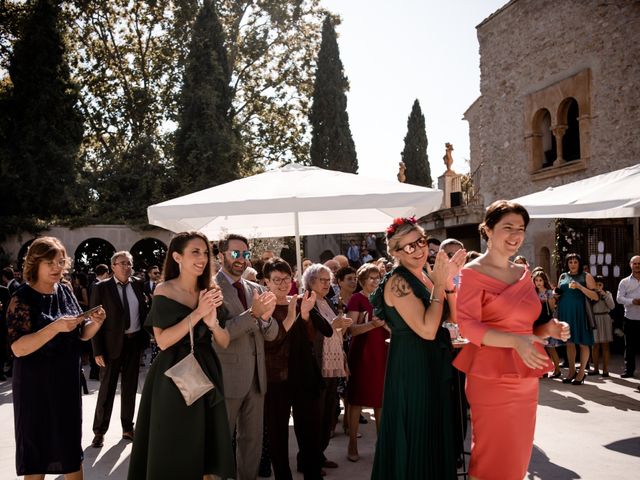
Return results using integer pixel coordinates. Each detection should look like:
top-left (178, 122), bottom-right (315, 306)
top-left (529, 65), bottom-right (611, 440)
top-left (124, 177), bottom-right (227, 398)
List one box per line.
top-left (301, 264), bottom-right (353, 472)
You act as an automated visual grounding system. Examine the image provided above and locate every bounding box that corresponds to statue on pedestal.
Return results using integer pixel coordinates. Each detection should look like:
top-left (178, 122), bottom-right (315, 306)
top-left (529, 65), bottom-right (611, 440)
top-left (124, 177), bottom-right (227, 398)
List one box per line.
top-left (443, 143), bottom-right (454, 172)
top-left (397, 161), bottom-right (406, 183)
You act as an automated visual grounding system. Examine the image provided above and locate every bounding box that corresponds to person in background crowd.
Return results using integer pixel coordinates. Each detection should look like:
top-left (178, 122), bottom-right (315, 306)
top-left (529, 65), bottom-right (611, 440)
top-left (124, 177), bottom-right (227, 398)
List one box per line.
top-left (334, 255), bottom-right (349, 270)
top-left (301, 264), bottom-right (352, 474)
top-left (441, 239), bottom-right (465, 289)
top-left (323, 259), bottom-right (340, 299)
top-left (261, 250), bottom-right (276, 262)
top-left (90, 251), bottom-right (150, 448)
top-left (617, 255), bottom-right (640, 378)
top-left (127, 231), bottom-right (234, 480)
top-left (345, 263), bottom-right (389, 462)
top-left (361, 249), bottom-right (374, 264)
top-left (8, 236), bottom-right (105, 479)
top-left (2, 267), bottom-right (20, 294)
top-left (465, 251), bottom-right (481, 263)
top-left (454, 201), bottom-right (569, 480)
top-left (302, 258), bottom-right (313, 274)
top-left (532, 269), bottom-right (562, 378)
top-left (89, 264), bottom-right (110, 300)
top-left (371, 217), bottom-right (464, 479)
top-left (215, 233), bottom-right (278, 480)
top-left (0, 281), bottom-right (9, 381)
top-left (591, 275), bottom-right (615, 377)
top-left (365, 233), bottom-right (379, 258)
top-left (556, 253), bottom-right (599, 385)
top-left (143, 265), bottom-right (161, 300)
top-left (72, 273), bottom-right (90, 310)
top-left (426, 237), bottom-right (441, 268)
top-left (514, 255), bottom-right (529, 267)
top-left (346, 240), bottom-right (361, 269)
top-left (374, 258), bottom-right (387, 276)
top-left (242, 266), bottom-right (259, 283)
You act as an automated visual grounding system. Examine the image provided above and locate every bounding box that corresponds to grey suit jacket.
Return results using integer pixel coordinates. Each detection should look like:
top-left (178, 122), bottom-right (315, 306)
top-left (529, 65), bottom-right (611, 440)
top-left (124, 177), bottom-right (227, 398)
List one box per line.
top-left (214, 271), bottom-right (278, 398)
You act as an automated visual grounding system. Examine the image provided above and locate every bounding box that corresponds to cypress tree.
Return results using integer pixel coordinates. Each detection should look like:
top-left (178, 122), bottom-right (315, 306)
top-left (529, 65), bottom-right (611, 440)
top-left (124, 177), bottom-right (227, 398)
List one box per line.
top-left (401, 99), bottom-right (432, 187)
top-left (1, 0), bottom-right (83, 218)
top-left (309, 16), bottom-right (358, 173)
top-left (173, 0), bottom-right (242, 194)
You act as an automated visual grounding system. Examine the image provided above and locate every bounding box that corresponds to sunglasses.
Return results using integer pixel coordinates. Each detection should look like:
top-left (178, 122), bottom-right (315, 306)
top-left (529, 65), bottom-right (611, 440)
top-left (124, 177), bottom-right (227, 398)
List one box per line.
top-left (229, 250), bottom-right (251, 260)
top-left (397, 236), bottom-right (428, 254)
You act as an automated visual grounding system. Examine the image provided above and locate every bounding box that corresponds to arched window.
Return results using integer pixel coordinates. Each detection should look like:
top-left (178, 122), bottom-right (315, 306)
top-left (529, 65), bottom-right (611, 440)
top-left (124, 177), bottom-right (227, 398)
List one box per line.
top-left (130, 238), bottom-right (168, 273)
top-left (559, 98), bottom-right (580, 161)
top-left (532, 108), bottom-right (556, 169)
top-left (74, 238), bottom-right (116, 272)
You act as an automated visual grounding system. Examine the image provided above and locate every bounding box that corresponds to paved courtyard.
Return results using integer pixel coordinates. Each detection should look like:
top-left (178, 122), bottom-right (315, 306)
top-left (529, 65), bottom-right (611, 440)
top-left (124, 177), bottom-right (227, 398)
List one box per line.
top-left (0, 353), bottom-right (638, 479)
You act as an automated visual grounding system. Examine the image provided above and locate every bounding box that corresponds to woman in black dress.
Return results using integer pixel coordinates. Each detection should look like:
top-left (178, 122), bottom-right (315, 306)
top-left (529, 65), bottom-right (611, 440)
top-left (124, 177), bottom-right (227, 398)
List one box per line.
top-left (7, 237), bottom-right (105, 479)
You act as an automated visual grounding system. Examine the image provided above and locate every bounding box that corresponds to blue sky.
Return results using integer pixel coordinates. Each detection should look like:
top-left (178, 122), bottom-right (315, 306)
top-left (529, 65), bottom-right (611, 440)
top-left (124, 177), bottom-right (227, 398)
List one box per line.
top-left (321, 0), bottom-right (507, 183)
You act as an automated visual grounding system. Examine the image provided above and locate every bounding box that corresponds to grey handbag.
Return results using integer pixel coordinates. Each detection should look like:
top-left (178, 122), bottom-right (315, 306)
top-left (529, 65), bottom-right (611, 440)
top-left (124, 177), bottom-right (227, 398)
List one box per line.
top-left (164, 316), bottom-right (214, 406)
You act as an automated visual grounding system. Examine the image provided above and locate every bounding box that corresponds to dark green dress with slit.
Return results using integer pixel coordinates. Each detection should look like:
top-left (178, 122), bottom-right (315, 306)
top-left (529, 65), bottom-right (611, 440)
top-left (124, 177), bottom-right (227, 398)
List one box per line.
top-left (127, 296), bottom-right (235, 480)
top-left (370, 266), bottom-right (456, 480)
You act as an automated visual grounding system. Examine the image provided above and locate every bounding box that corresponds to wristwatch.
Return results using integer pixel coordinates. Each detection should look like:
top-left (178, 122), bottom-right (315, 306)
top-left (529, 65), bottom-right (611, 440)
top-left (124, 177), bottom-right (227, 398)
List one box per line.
top-left (444, 287), bottom-right (457, 295)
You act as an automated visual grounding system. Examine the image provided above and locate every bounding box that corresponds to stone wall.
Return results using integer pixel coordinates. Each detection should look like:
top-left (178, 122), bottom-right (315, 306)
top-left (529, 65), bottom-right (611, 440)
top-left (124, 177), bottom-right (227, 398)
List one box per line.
top-left (470, 0), bottom-right (640, 203)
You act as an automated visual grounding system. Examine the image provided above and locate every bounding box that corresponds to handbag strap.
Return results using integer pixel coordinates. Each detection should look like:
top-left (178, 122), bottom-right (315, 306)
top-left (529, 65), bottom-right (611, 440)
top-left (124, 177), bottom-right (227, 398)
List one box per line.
top-left (188, 315), bottom-right (195, 354)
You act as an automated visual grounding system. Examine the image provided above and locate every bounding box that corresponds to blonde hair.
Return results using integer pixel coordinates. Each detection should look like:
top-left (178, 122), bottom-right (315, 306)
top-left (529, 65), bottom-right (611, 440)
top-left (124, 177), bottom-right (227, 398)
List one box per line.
top-left (386, 223), bottom-right (426, 257)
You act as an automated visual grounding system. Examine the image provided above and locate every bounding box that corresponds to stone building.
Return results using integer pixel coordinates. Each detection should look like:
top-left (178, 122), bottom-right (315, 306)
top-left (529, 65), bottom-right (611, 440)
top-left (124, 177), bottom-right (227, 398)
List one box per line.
top-left (463, 0), bottom-right (640, 281)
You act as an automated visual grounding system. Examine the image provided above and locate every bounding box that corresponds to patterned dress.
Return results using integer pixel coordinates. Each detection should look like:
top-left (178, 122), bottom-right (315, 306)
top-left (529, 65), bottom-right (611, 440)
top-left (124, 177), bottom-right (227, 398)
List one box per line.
top-left (7, 283), bottom-right (83, 475)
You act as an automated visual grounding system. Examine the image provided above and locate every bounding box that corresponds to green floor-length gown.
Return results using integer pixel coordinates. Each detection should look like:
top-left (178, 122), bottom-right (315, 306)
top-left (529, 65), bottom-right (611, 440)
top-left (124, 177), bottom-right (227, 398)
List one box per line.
top-left (370, 266), bottom-right (457, 480)
top-left (127, 296), bottom-right (235, 480)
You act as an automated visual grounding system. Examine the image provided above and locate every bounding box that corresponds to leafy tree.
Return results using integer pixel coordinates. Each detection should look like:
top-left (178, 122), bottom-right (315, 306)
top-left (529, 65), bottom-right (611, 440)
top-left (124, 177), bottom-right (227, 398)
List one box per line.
top-left (401, 99), bottom-right (432, 187)
top-left (173, 0), bottom-right (242, 193)
top-left (309, 15), bottom-right (358, 173)
top-left (0, 0), bottom-right (83, 226)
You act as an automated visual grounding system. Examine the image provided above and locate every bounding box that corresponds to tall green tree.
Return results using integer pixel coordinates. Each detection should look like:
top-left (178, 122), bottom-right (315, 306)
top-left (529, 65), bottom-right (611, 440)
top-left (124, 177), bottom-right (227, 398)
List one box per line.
top-left (0, 0), bottom-right (83, 224)
top-left (309, 15), bottom-right (358, 173)
top-left (174, 0), bottom-right (242, 194)
top-left (401, 99), bottom-right (432, 187)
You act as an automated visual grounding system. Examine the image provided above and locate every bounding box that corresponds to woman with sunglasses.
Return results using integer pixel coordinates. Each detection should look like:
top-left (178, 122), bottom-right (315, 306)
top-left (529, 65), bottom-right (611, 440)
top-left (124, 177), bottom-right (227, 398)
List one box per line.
top-left (370, 217), bottom-right (465, 479)
top-left (453, 201), bottom-right (569, 480)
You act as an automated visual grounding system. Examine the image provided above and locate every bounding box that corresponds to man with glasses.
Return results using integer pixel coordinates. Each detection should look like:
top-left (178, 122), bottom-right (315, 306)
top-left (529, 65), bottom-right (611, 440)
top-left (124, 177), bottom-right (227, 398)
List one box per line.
top-left (143, 265), bottom-right (161, 300)
top-left (215, 234), bottom-right (278, 480)
top-left (90, 251), bottom-right (149, 448)
top-left (427, 237), bottom-right (442, 268)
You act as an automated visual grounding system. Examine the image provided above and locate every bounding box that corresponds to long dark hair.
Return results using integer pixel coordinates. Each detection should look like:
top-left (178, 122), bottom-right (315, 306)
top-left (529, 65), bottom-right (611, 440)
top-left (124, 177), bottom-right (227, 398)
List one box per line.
top-left (163, 232), bottom-right (213, 291)
top-left (532, 269), bottom-right (553, 291)
top-left (563, 253), bottom-right (585, 274)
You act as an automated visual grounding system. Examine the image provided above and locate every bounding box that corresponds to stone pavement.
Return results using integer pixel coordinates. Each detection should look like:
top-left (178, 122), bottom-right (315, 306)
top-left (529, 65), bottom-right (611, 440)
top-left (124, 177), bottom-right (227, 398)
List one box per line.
top-left (0, 353), bottom-right (638, 479)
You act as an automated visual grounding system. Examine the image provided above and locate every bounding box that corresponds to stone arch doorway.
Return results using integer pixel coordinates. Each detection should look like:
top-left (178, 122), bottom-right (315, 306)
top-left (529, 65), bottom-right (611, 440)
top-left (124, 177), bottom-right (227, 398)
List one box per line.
top-left (74, 238), bottom-right (116, 272)
top-left (130, 237), bottom-right (167, 274)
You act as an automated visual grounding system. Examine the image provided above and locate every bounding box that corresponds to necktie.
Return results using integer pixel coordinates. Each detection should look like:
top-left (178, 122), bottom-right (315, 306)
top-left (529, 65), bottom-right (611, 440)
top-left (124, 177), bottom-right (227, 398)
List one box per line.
top-left (120, 282), bottom-right (131, 329)
top-left (233, 280), bottom-right (248, 310)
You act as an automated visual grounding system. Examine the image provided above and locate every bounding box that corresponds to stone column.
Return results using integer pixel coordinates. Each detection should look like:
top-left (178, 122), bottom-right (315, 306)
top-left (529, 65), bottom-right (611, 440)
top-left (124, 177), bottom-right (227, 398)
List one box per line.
top-left (551, 125), bottom-right (567, 166)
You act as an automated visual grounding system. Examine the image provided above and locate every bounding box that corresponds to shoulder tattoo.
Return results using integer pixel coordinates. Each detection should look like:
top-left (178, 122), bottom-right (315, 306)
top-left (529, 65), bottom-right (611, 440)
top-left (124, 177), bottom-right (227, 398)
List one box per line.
top-left (390, 275), bottom-right (412, 298)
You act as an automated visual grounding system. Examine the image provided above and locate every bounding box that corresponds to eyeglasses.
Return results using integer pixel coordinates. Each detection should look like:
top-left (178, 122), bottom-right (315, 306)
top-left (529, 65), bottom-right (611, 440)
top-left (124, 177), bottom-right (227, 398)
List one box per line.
top-left (114, 261), bottom-right (133, 267)
top-left (44, 259), bottom-right (68, 268)
top-left (229, 250), bottom-right (251, 260)
top-left (269, 276), bottom-right (291, 285)
top-left (368, 277), bottom-right (381, 283)
top-left (397, 236), bottom-right (428, 254)
top-left (316, 277), bottom-right (332, 284)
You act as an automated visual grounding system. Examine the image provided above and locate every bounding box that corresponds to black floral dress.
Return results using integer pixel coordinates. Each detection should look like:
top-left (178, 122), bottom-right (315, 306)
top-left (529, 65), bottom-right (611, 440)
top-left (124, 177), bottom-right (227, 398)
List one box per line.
top-left (7, 283), bottom-right (84, 475)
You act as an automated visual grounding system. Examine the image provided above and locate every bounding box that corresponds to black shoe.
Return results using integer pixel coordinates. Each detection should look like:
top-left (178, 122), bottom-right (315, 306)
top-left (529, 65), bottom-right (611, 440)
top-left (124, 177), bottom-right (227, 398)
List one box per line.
top-left (621, 372), bottom-right (634, 378)
top-left (359, 414), bottom-right (368, 424)
top-left (91, 434), bottom-right (104, 448)
top-left (562, 372), bottom-right (577, 384)
top-left (572, 373), bottom-right (586, 385)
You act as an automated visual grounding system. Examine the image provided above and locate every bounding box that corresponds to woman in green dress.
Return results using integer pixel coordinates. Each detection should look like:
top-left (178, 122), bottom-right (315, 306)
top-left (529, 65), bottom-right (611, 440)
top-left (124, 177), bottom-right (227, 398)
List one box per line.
top-left (370, 218), bottom-right (466, 480)
top-left (128, 231), bottom-right (235, 480)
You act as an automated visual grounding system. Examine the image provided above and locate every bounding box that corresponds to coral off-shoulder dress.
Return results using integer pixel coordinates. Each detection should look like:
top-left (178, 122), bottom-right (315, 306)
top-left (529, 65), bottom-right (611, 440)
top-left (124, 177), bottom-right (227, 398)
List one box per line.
top-left (453, 267), bottom-right (551, 480)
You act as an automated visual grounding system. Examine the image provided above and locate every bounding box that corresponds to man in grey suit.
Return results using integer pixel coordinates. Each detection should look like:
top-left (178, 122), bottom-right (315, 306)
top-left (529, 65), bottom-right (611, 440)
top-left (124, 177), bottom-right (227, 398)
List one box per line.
top-left (215, 233), bottom-right (278, 480)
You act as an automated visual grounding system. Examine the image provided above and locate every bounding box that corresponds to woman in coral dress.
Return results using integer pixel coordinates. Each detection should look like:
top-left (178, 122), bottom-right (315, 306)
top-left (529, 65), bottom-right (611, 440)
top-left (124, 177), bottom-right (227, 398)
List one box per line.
top-left (453, 200), bottom-right (570, 480)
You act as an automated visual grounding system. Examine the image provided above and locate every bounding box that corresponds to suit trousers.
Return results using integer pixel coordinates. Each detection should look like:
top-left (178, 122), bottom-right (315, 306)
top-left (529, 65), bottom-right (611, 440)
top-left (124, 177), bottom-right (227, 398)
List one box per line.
top-left (623, 318), bottom-right (640, 374)
top-left (319, 377), bottom-right (339, 459)
top-left (226, 370), bottom-right (264, 480)
top-left (93, 335), bottom-right (141, 434)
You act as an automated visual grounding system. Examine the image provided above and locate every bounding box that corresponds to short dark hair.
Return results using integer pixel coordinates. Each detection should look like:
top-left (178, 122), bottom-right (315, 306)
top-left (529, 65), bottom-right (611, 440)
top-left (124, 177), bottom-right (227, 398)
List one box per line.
top-left (335, 266), bottom-right (356, 282)
top-left (263, 257), bottom-right (292, 279)
top-left (594, 275), bottom-right (605, 284)
top-left (2, 266), bottom-right (14, 281)
top-left (563, 253), bottom-right (585, 274)
top-left (479, 200), bottom-right (530, 241)
top-left (426, 237), bottom-right (441, 247)
top-left (218, 233), bottom-right (249, 253)
top-left (94, 264), bottom-right (109, 276)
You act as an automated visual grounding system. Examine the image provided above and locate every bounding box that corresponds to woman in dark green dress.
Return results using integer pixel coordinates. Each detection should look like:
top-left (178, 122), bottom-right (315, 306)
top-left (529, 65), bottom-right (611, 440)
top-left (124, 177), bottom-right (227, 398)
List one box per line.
top-left (370, 218), bottom-right (466, 480)
top-left (128, 232), bottom-right (235, 480)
